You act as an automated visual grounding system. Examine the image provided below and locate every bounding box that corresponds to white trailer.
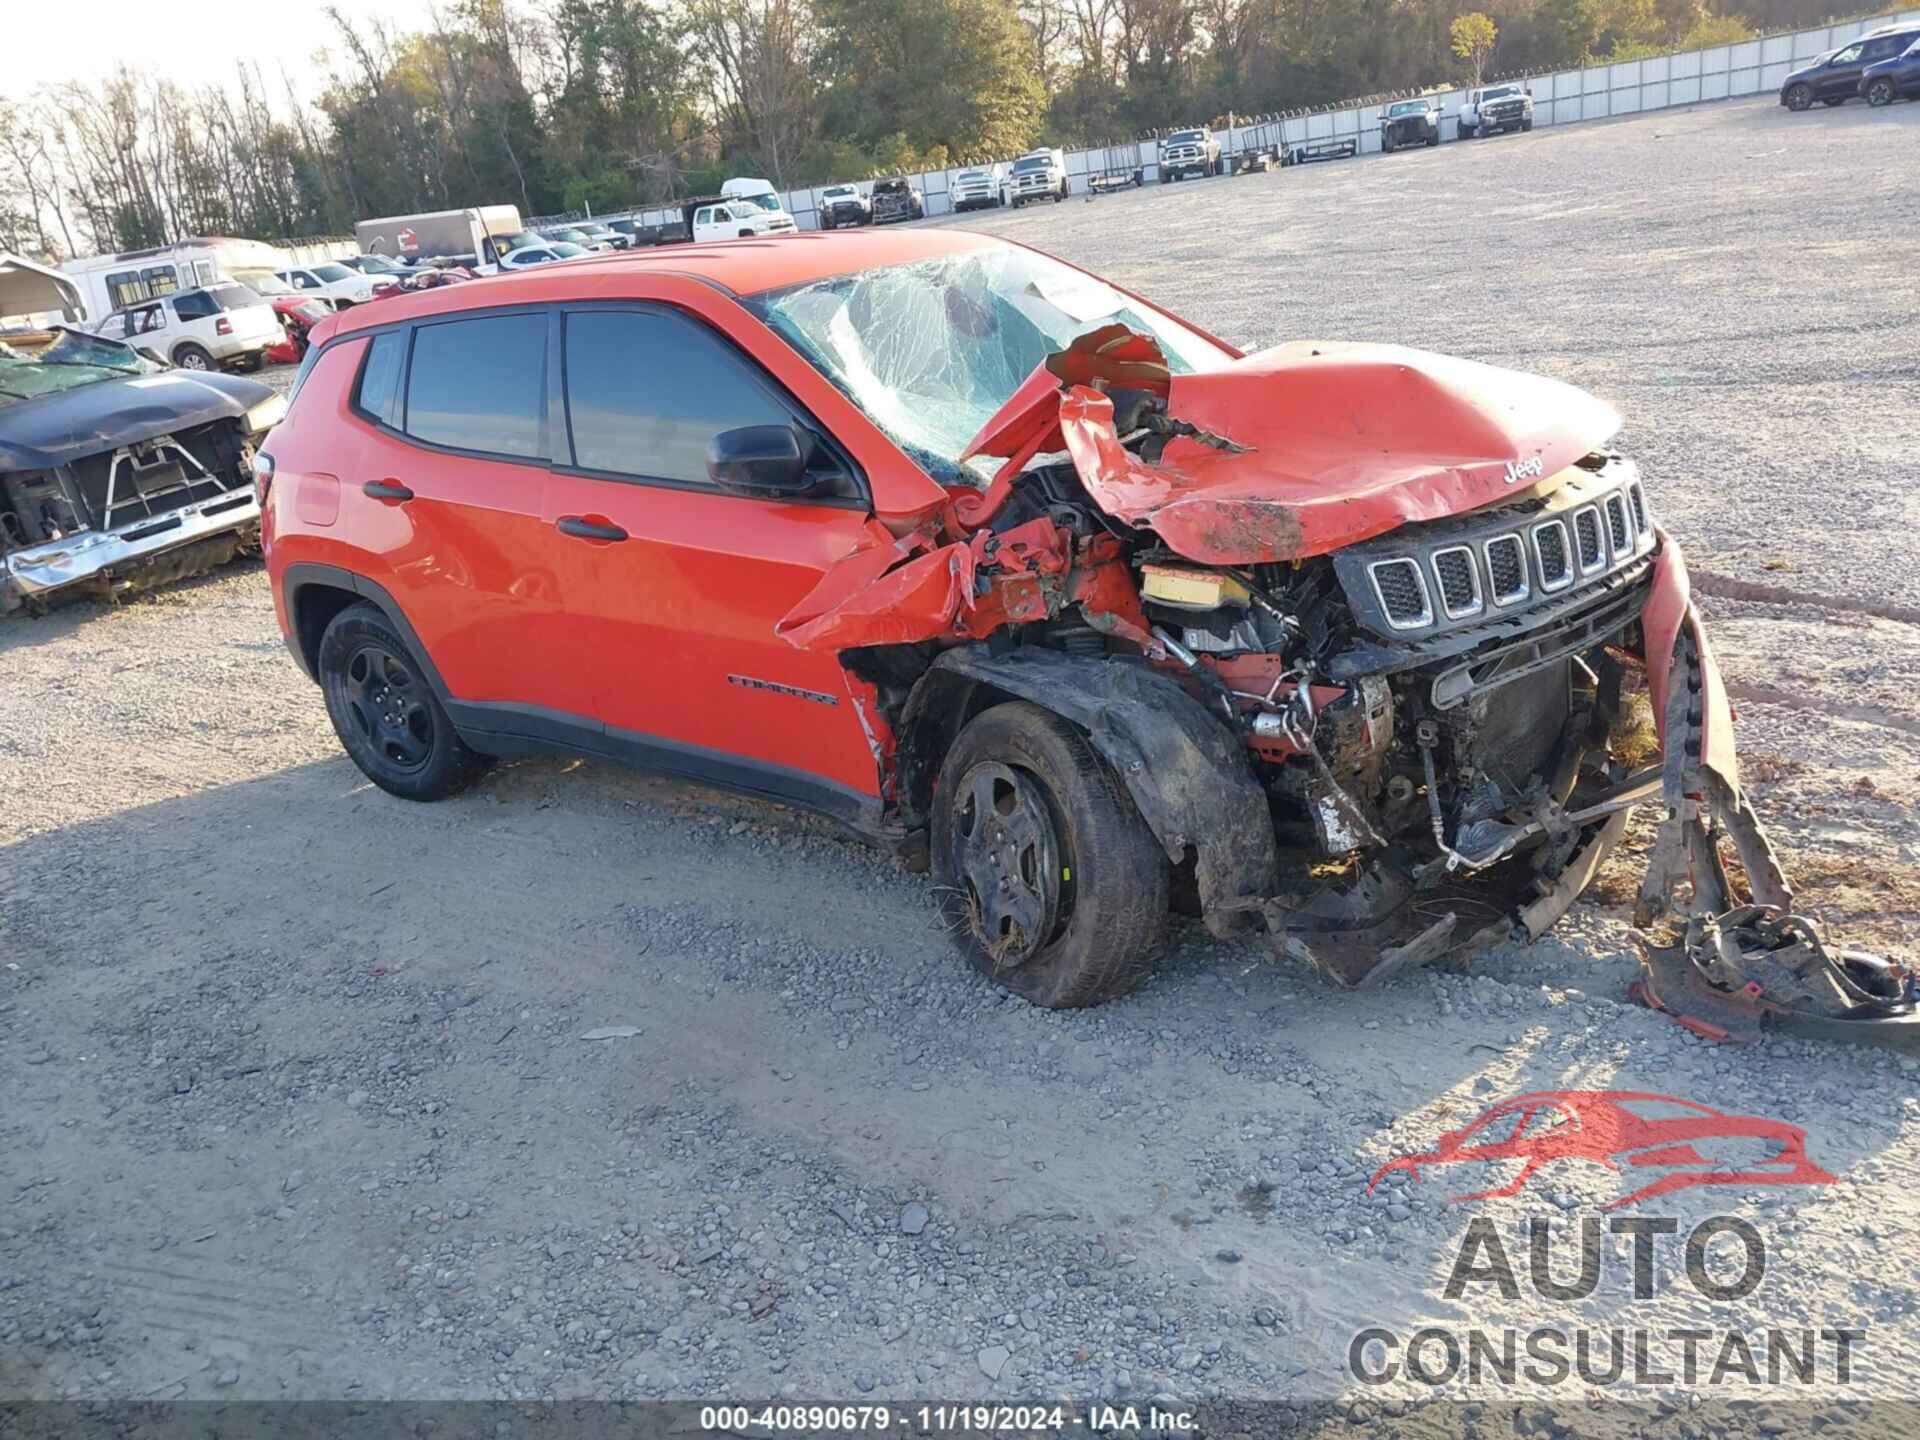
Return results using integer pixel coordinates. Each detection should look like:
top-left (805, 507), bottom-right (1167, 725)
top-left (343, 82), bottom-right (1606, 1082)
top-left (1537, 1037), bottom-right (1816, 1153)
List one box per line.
top-left (61, 237), bottom-right (288, 324)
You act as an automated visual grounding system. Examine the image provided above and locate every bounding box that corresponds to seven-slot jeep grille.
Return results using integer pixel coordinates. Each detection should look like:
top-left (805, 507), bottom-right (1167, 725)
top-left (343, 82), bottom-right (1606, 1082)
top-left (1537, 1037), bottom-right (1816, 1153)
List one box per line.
top-left (1342, 464), bottom-right (1654, 636)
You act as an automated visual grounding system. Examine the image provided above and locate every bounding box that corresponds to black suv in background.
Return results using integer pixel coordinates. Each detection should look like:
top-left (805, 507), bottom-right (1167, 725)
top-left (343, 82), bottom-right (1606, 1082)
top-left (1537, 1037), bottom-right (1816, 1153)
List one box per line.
top-left (1780, 24), bottom-right (1920, 109)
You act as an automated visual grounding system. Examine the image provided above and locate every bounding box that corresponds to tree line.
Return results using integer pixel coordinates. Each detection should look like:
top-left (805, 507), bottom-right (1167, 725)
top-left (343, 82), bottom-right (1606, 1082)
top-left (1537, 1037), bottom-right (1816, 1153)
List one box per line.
top-left (0, 0), bottom-right (1852, 260)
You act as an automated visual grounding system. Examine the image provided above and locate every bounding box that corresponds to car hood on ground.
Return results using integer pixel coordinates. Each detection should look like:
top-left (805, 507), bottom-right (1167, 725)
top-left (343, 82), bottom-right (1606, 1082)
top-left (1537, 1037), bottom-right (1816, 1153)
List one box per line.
top-left (0, 369), bottom-right (272, 472)
top-left (961, 328), bottom-right (1621, 565)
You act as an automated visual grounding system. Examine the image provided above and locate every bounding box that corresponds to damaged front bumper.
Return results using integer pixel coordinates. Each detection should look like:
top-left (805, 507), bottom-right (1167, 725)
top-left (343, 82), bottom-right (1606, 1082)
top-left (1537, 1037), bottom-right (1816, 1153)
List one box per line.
top-left (2, 488), bottom-right (261, 613)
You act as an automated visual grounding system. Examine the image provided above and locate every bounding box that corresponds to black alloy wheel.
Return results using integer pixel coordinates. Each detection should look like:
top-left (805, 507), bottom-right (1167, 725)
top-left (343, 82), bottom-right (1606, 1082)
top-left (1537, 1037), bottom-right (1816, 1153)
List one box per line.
top-left (316, 602), bottom-right (489, 800)
top-left (343, 642), bottom-right (435, 774)
top-left (1785, 83), bottom-right (1813, 111)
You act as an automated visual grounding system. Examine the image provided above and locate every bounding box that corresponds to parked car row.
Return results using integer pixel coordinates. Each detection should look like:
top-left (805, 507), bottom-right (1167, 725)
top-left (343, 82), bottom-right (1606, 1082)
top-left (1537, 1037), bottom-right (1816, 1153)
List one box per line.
top-left (1780, 23), bottom-right (1920, 110)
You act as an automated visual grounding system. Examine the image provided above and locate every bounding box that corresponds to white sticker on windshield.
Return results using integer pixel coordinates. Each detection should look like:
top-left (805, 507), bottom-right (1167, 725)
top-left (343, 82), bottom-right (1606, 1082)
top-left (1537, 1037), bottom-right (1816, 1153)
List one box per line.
top-left (1026, 270), bottom-right (1119, 325)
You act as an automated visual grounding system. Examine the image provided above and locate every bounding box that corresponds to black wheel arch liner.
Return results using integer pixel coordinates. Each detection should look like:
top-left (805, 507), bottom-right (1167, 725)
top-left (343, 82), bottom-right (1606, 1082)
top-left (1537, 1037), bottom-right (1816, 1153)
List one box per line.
top-left (281, 562), bottom-right (453, 695)
top-left (896, 647), bottom-right (1279, 937)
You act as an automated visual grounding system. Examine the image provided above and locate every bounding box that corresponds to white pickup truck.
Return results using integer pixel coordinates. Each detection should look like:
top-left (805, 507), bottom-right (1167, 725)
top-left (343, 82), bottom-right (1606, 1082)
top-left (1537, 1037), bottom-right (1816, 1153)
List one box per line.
top-left (1159, 127), bottom-right (1221, 181)
top-left (1459, 84), bottom-right (1535, 138)
top-left (1008, 149), bottom-right (1070, 208)
top-left (689, 198), bottom-right (798, 244)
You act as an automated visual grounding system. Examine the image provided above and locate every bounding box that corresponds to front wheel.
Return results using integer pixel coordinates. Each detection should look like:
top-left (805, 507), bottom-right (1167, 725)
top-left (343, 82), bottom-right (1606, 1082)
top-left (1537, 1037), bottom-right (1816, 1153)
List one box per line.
top-left (1521, 118), bottom-right (1533, 131)
top-left (932, 702), bottom-right (1168, 1008)
top-left (1461, 124), bottom-right (1476, 139)
top-left (1867, 78), bottom-right (1894, 106)
top-left (1785, 83), bottom-right (1813, 111)
top-left (1427, 131), bottom-right (1439, 147)
top-left (317, 603), bottom-right (490, 801)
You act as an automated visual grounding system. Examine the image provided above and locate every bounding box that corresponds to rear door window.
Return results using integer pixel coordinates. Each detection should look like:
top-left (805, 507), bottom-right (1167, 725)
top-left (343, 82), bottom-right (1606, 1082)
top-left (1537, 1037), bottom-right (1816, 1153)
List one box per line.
top-left (562, 308), bottom-right (793, 483)
top-left (404, 312), bottom-right (548, 459)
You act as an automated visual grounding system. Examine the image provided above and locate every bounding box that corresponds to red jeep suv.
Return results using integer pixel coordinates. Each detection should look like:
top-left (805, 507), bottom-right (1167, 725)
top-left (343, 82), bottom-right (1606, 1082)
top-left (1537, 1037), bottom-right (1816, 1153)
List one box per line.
top-left (260, 229), bottom-right (1763, 1012)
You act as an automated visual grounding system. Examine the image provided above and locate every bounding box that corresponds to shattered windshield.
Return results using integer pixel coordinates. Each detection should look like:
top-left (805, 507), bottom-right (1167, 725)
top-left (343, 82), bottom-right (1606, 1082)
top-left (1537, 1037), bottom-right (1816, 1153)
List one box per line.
top-left (747, 246), bottom-right (1233, 485)
top-left (0, 328), bottom-right (159, 406)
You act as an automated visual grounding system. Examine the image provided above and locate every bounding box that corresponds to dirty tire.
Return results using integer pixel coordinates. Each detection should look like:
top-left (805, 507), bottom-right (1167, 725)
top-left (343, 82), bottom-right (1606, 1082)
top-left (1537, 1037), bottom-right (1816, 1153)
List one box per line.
top-left (172, 343), bottom-right (213, 371)
top-left (1867, 78), bottom-right (1893, 106)
top-left (932, 701), bottom-right (1168, 1008)
top-left (1785, 83), bottom-right (1813, 111)
top-left (317, 602), bottom-right (490, 802)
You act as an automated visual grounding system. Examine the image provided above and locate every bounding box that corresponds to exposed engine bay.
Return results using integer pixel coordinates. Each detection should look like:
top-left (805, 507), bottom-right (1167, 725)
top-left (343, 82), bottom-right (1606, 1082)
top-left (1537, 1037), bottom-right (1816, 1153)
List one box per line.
top-left (1, 330), bottom-right (275, 614)
top-left (779, 325), bottom-right (1915, 1039)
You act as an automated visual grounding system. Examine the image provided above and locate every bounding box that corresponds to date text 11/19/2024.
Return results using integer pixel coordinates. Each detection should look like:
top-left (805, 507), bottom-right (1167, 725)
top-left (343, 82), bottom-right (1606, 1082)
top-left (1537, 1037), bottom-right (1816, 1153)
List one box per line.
top-left (699, 1404), bottom-right (1197, 1433)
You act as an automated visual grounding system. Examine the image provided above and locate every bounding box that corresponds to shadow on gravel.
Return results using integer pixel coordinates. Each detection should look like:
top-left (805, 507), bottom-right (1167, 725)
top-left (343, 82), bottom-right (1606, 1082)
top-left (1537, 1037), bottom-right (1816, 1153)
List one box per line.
top-left (3, 753), bottom-right (1910, 1405)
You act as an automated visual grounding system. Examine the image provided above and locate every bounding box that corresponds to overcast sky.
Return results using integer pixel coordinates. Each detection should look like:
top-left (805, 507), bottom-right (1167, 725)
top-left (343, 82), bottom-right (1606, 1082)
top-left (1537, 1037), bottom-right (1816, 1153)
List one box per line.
top-left (17, 0), bottom-right (442, 99)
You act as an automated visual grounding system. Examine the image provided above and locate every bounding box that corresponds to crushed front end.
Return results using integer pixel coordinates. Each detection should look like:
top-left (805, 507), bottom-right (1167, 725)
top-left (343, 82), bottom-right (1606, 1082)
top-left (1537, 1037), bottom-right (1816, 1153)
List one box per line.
top-left (2, 332), bottom-right (282, 615)
top-left (779, 323), bottom-right (1914, 1033)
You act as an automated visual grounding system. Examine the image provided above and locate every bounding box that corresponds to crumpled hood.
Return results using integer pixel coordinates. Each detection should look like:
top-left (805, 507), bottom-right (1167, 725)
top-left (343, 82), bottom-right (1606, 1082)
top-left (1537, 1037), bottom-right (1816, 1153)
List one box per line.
top-left (0, 369), bottom-right (271, 473)
top-left (961, 330), bottom-right (1622, 564)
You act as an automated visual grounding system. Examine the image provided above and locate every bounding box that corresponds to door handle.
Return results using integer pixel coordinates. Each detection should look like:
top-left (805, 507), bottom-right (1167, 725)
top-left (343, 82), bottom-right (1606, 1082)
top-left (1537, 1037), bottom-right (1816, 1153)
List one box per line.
top-left (556, 515), bottom-right (628, 543)
top-left (363, 480), bottom-right (414, 502)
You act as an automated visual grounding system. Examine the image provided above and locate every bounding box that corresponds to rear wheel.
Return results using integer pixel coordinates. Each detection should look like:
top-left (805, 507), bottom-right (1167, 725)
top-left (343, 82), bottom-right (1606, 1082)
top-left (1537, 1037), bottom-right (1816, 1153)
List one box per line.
top-left (1867, 77), bottom-right (1894, 106)
top-left (317, 603), bottom-right (490, 801)
top-left (932, 702), bottom-right (1168, 1008)
top-left (1785, 83), bottom-right (1813, 111)
top-left (172, 343), bottom-right (213, 370)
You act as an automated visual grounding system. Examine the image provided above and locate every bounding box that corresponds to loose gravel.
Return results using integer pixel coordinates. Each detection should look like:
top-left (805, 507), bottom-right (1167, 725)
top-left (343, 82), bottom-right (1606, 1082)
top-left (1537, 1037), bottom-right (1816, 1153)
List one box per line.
top-left (2, 95), bottom-right (1917, 1432)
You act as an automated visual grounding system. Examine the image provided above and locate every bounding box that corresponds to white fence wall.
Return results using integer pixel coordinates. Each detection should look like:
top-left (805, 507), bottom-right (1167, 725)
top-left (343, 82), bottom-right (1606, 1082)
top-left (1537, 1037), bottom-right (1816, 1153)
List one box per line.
top-left (595, 7), bottom-right (1920, 235)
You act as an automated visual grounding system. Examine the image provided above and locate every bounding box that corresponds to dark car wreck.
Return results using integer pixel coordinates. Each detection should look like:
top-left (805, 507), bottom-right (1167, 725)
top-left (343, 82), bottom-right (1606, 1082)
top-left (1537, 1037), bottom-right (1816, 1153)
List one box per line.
top-left (1, 326), bottom-right (284, 613)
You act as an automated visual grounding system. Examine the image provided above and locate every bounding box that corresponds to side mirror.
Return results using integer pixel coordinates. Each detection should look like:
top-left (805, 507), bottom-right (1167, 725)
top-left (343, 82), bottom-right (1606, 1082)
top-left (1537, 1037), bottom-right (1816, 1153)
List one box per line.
top-left (707, 423), bottom-right (822, 497)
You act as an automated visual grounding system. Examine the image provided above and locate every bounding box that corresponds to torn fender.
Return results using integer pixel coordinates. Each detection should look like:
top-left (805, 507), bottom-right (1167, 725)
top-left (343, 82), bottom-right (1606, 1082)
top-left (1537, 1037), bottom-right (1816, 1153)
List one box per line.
top-left (774, 518), bottom-right (977, 651)
top-left (963, 330), bottom-right (1622, 565)
top-left (901, 649), bottom-right (1280, 935)
top-left (1640, 530), bottom-right (1738, 796)
top-left (776, 512), bottom-right (1148, 654)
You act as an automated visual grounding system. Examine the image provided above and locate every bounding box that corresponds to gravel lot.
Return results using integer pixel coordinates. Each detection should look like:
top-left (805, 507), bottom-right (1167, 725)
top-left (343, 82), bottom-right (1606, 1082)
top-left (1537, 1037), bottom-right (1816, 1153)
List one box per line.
top-left (4, 95), bottom-right (1918, 1434)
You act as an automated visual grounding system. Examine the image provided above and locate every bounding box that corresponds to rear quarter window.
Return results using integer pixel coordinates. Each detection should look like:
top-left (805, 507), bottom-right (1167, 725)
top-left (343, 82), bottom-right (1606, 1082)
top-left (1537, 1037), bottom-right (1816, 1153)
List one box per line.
top-left (404, 312), bottom-right (548, 459)
top-left (353, 330), bottom-right (408, 428)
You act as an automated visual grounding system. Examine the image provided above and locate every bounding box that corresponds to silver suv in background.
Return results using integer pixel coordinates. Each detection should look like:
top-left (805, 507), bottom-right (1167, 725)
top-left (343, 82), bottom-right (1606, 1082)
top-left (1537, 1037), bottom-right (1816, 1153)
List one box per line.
top-left (91, 284), bottom-right (282, 372)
